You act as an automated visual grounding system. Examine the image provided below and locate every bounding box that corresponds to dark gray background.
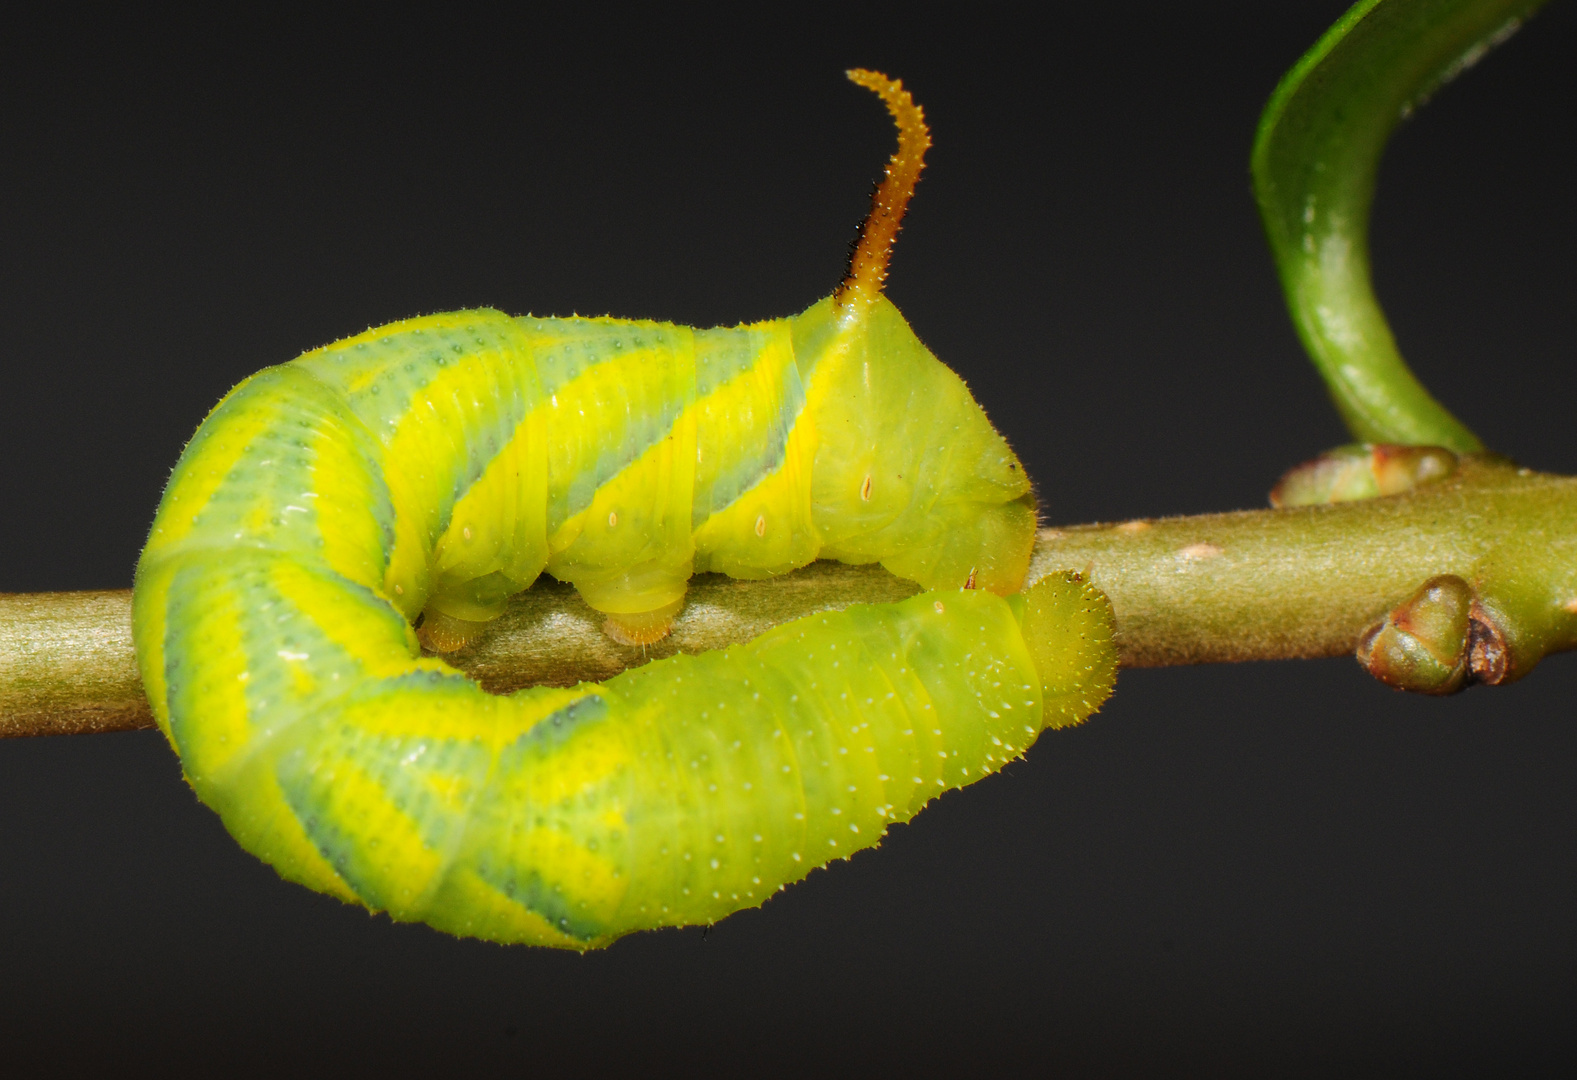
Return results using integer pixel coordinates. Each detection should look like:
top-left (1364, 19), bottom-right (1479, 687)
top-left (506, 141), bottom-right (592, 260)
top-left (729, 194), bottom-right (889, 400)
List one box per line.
top-left (3, 2), bottom-right (1575, 1074)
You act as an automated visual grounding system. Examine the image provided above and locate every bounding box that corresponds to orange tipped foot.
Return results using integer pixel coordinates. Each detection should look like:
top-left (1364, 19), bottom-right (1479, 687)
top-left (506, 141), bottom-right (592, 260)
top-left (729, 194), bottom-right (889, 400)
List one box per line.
top-left (417, 609), bottom-right (492, 653)
top-left (602, 599), bottom-right (684, 647)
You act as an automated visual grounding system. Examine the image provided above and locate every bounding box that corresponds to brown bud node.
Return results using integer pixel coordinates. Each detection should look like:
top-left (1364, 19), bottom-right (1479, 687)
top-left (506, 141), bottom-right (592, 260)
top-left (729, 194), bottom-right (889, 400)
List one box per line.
top-left (1271, 443), bottom-right (1457, 508)
top-left (1467, 603), bottom-right (1510, 686)
top-left (1356, 574), bottom-right (1473, 695)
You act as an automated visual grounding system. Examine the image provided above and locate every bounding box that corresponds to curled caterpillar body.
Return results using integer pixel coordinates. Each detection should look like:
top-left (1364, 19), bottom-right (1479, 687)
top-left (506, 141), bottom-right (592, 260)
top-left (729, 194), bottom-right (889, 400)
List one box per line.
top-left (130, 71), bottom-right (1091, 946)
top-left (136, 560), bottom-right (1111, 948)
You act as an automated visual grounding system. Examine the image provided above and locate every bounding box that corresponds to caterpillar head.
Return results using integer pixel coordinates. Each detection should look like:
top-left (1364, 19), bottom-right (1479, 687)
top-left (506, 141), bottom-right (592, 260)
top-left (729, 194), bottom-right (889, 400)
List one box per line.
top-left (1015, 571), bottom-right (1119, 730)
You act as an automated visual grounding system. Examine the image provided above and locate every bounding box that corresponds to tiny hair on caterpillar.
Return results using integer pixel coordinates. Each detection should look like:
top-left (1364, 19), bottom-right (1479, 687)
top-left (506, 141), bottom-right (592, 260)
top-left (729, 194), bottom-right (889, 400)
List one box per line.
top-left (131, 70), bottom-right (1117, 948)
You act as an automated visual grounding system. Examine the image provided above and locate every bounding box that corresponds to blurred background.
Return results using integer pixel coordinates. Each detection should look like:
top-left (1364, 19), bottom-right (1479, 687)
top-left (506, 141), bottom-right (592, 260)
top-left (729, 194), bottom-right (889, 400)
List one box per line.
top-left (2, 2), bottom-right (1575, 1074)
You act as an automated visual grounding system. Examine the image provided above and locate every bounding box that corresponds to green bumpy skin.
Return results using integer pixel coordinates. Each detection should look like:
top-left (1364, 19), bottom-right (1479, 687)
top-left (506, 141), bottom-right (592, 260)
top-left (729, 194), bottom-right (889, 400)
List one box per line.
top-left (138, 560), bottom-right (1112, 947)
top-left (137, 298), bottom-right (1033, 630)
top-left (133, 298), bottom-right (1068, 946)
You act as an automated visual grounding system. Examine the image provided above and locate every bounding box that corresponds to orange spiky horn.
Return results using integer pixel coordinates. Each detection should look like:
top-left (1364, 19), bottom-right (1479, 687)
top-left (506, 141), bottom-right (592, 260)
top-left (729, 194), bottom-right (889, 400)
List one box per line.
top-left (836, 69), bottom-right (931, 306)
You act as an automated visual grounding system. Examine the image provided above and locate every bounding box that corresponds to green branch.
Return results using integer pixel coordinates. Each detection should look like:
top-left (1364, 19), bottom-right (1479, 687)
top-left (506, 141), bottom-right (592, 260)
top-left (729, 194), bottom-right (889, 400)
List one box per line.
top-left (7, 456), bottom-right (1576, 738)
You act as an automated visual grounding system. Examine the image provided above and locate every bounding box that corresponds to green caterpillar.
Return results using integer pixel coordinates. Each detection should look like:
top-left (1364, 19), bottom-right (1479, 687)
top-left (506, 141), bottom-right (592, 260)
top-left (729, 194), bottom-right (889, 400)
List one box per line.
top-left (131, 70), bottom-right (1117, 948)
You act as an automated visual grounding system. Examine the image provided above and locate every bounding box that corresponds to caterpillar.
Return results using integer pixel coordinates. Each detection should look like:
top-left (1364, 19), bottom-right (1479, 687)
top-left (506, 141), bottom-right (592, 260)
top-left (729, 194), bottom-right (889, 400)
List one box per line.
top-left (131, 70), bottom-right (1117, 948)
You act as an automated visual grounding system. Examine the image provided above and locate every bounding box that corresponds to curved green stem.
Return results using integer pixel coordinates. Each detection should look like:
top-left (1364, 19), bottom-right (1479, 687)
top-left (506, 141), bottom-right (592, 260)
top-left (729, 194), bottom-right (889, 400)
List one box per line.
top-left (1251, 0), bottom-right (1546, 452)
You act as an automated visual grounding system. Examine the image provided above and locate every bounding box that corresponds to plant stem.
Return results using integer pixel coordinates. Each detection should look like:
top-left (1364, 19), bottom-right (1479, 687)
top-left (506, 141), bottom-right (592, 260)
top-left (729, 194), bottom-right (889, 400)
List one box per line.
top-left (5, 457), bottom-right (1576, 739)
top-left (0, 590), bottom-right (151, 736)
top-left (1037, 457), bottom-right (1577, 668)
top-left (1252, 0), bottom-right (1548, 451)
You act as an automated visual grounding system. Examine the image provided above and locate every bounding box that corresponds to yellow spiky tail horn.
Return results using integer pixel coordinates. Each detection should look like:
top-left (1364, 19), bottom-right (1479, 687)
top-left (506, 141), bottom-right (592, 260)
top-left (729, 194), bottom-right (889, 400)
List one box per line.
top-left (837, 69), bottom-right (931, 306)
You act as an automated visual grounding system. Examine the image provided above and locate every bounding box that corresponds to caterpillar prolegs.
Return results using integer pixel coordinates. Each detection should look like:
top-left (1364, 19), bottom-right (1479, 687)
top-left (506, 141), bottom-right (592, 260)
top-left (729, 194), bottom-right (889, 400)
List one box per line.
top-left (131, 70), bottom-right (1118, 947)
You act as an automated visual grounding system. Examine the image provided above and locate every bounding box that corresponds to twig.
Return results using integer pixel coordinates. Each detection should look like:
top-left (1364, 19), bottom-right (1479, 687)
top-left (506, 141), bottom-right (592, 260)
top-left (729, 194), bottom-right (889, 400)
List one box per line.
top-left (5, 456), bottom-right (1575, 738)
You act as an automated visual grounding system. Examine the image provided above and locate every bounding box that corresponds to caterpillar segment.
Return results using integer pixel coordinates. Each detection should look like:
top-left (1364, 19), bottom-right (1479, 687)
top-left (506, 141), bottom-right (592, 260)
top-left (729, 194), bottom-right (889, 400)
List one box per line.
top-left (130, 69), bottom-right (1071, 946)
